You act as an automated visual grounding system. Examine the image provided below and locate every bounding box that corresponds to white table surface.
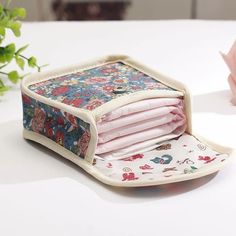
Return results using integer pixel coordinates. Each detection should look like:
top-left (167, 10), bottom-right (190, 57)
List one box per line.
top-left (1, 20), bottom-right (236, 236)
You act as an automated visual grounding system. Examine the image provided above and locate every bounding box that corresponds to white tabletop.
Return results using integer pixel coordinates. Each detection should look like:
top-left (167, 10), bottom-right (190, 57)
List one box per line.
top-left (1, 20), bottom-right (236, 236)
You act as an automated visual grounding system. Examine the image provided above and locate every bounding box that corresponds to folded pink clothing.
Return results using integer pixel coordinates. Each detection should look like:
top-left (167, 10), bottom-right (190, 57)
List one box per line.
top-left (98, 113), bottom-right (183, 144)
top-left (98, 131), bottom-right (182, 160)
top-left (96, 119), bottom-right (186, 154)
top-left (97, 105), bottom-right (183, 134)
top-left (101, 97), bottom-right (183, 121)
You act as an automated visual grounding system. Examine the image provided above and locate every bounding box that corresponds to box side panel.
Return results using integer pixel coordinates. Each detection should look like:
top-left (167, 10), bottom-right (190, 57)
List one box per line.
top-left (22, 93), bottom-right (91, 159)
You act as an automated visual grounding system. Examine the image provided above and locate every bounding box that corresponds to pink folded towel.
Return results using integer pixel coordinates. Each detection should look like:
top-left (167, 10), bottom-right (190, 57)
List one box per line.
top-left (96, 119), bottom-right (185, 154)
top-left (95, 97), bottom-right (186, 156)
top-left (97, 105), bottom-right (183, 133)
top-left (98, 113), bottom-right (183, 144)
top-left (102, 97), bottom-right (182, 121)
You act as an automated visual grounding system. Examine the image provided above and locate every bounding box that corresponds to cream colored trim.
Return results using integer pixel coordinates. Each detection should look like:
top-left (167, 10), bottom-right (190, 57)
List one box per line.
top-left (192, 132), bottom-right (234, 155)
top-left (23, 128), bottom-right (234, 187)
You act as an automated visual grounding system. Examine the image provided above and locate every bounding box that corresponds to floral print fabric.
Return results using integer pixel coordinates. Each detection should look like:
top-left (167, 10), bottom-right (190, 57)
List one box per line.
top-left (28, 62), bottom-right (174, 111)
top-left (22, 94), bottom-right (90, 158)
top-left (94, 134), bottom-right (228, 183)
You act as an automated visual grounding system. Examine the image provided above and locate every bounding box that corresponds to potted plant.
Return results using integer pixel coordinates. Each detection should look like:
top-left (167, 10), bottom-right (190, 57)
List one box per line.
top-left (0, 0), bottom-right (44, 94)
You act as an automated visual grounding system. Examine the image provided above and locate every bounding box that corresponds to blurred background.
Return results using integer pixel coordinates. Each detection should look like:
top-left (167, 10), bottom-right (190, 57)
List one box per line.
top-left (9, 0), bottom-right (236, 21)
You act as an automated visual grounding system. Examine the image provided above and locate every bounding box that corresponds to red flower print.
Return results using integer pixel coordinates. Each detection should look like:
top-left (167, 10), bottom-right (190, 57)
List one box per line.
top-left (101, 68), bottom-right (118, 74)
top-left (32, 107), bottom-right (46, 132)
top-left (57, 117), bottom-right (64, 126)
top-left (123, 154), bottom-right (144, 161)
top-left (198, 156), bottom-right (216, 164)
top-left (83, 99), bottom-right (103, 110)
top-left (139, 164), bottom-right (153, 170)
top-left (78, 131), bottom-right (90, 157)
top-left (64, 112), bottom-right (78, 127)
top-left (68, 98), bottom-right (83, 107)
top-left (55, 130), bottom-right (65, 146)
top-left (106, 163), bottom-right (112, 168)
top-left (36, 89), bottom-right (45, 95)
top-left (62, 98), bottom-right (70, 105)
top-left (45, 127), bottom-right (54, 138)
top-left (44, 118), bottom-right (54, 138)
top-left (102, 85), bottom-right (115, 93)
top-left (22, 94), bottom-right (32, 105)
top-left (122, 172), bottom-right (139, 181)
top-left (52, 86), bottom-right (69, 96)
top-left (113, 78), bottom-right (127, 84)
top-left (85, 77), bottom-right (110, 84)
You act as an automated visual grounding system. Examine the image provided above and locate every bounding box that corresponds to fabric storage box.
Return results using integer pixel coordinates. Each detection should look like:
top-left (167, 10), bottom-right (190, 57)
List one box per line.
top-left (21, 55), bottom-right (234, 187)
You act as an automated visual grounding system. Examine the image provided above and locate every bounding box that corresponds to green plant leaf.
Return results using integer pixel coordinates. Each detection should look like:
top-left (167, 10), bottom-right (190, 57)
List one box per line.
top-left (7, 20), bottom-right (21, 37)
top-left (15, 44), bottom-right (28, 56)
top-left (28, 56), bottom-right (37, 68)
top-left (0, 85), bottom-right (10, 93)
top-left (10, 7), bottom-right (26, 19)
top-left (0, 1), bottom-right (44, 95)
top-left (5, 43), bottom-right (15, 54)
top-left (0, 26), bottom-right (5, 36)
top-left (8, 70), bottom-right (20, 83)
top-left (0, 48), bottom-right (7, 62)
top-left (0, 44), bottom-right (15, 63)
top-left (15, 57), bottom-right (25, 70)
top-left (5, 43), bottom-right (15, 62)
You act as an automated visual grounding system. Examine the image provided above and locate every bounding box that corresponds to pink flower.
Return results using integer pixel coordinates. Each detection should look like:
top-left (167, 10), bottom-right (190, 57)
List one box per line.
top-left (101, 68), bottom-right (118, 74)
top-left (83, 99), bottom-right (103, 110)
top-left (113, 78), bottom-right (127, 84)
top-left (32, 107), bottom-right (46, 132)
top-left (131, 85), bottom-right (142, 90)
top-left (52, 86), bottom-right (69, 96)
top-left (36, 89), bottom-right (45, 95)
top-left (102, 85), bottom-right (115, 93)
top-left (221, 40), bottom-right (236, 105)
top-left (85, 77), bottom-right (110, 84)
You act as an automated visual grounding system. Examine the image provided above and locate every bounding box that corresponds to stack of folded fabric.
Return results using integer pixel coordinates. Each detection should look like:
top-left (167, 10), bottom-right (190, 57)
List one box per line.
top-left (96, 97), bottom-right (186, 160)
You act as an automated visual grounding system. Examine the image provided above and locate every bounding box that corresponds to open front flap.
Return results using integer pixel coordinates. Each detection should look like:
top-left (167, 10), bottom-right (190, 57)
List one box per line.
top-left (92, 95), bottom-right (231, 186)
top-left (93, 133), bottom-right (230, 185)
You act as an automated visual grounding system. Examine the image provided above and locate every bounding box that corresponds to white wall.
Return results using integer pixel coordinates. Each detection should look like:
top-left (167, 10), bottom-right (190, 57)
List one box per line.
top-left (8, 0), bottom-right (236, 21)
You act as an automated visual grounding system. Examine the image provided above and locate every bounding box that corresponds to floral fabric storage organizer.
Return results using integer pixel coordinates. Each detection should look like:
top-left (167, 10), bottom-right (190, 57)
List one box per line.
top-left (21, 55), bottom-right (234, 187)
